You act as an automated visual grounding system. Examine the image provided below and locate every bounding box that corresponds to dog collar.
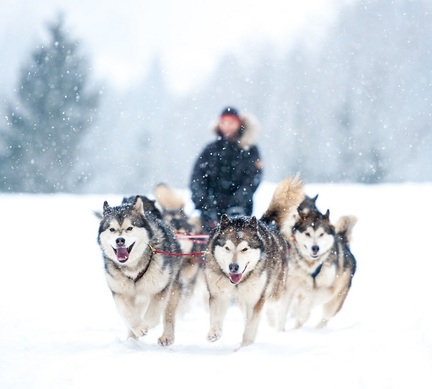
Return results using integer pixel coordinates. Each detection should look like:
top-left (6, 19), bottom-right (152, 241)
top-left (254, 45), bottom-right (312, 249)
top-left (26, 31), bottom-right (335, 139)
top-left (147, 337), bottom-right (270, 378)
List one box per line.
top-left (130, 246), bottom-right (154, 283)
top-left (133, 263), bottom-right (150, 283)
top-left (310, 263), bottom-right (323, 279)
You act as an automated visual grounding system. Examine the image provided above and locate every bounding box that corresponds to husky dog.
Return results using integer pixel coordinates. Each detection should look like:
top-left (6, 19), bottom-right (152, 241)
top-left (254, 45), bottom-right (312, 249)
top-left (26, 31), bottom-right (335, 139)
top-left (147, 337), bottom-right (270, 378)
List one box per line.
top-left (204, 175), bottom-right (304, 348)
top-left (153, 183), bottom-right (200, 251)
top-left (277, 208), bottom-right (357, 330)
top-left (262, 193), bottom-right (320, 240)
top-left (298, 194), bottom-right (319, 214)
top-left (97, 196), bottom-right (184, 346)
top-left (153, 183), bottom-right (206, 306)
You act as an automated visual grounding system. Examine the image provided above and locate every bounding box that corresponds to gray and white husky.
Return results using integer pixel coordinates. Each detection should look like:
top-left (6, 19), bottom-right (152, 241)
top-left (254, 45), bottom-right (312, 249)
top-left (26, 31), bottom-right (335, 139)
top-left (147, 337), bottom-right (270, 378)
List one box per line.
top-left (277, 208), bottom-right (357, 330)
top-left (153, 183), bottom-right (207, 310)
top-left (204, 175), bottom-right (305, 348)
top-left (97, 196), bottom-right (184, 346)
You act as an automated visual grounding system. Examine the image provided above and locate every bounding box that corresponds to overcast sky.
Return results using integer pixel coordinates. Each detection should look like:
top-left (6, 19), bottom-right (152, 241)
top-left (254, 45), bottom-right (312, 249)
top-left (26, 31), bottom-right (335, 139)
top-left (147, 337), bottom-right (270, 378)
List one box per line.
top-left (1, 0), bottom-right (349, 94)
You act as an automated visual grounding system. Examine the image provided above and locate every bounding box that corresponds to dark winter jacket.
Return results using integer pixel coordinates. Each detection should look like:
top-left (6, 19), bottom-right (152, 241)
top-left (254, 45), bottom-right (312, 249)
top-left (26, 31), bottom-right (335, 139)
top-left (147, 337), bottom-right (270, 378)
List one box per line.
top-left (190, 114), bottom-right (263, 225)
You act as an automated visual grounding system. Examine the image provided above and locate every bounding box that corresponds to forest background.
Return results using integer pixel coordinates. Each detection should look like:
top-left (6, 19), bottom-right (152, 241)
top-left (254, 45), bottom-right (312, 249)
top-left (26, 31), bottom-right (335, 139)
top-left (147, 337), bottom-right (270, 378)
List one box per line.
top-left (0, 0), bottom-right (431, 194)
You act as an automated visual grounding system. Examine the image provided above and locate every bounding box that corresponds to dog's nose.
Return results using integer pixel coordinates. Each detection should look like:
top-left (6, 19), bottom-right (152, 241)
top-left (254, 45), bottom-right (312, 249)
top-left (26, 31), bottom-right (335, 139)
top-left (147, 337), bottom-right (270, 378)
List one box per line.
top-left (311, 245), bottom-right (319, 254)
top-left (229, 263), bottom-right (239, 273)
top-left (116, 237), bottom-right (126, 246)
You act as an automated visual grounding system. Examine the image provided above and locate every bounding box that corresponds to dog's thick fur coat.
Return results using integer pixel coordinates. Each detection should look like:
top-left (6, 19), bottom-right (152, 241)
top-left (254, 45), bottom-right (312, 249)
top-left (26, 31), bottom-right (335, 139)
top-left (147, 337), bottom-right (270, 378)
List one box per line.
top-left (153, 183), bottom-right (206, 307)
top-left (97, 196), bottom-right (184, 346)
top-left (279, 208), bottom-right (357, 330)
top-left (204, 175), bottom-right (305, 347)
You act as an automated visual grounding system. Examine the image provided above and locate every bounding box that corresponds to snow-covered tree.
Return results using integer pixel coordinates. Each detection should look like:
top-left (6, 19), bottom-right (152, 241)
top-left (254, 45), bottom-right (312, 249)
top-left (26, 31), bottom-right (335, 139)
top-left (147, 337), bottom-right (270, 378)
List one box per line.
top-left (0, 14), bottom-right (99, 192)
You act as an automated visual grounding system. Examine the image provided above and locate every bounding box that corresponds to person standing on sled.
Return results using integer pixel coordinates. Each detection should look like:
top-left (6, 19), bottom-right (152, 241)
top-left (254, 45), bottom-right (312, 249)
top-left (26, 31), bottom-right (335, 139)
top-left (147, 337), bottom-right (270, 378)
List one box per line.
top-left (190, 106), bottom-right (263, 233)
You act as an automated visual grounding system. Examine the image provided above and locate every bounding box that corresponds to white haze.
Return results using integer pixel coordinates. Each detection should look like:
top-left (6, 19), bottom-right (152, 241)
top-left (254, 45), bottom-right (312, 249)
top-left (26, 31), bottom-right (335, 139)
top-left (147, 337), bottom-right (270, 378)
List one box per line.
top-left (0, 0), bottom-right (345, 94)
top-left (1, 181), bottom-right (432, 388)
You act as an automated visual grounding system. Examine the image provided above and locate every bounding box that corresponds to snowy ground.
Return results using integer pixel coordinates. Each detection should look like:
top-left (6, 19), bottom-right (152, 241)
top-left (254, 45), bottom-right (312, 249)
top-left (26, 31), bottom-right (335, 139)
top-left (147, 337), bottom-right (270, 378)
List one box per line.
top-left (1, 181), bottom-right (432, 389)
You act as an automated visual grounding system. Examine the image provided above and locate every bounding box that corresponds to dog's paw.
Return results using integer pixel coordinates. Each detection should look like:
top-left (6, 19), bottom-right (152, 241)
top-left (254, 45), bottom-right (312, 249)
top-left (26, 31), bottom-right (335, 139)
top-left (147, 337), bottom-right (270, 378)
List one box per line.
top-left (207, 329), bottom-right (222, 342)
top-left (130, 324), bottom-right (149, 338)
top-left (240, 337), bottom-right (254, 347)
top-left (158, 333), bottom-right (175, 347)
top-left (316, 319), bottom-right (329, 329)
top-left (127, 330), bottom-right (139, 340)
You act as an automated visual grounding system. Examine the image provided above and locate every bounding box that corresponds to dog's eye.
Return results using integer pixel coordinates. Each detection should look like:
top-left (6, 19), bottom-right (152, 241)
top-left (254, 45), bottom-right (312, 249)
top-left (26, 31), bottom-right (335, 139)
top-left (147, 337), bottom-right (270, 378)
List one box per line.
top-left (305, 232), bottom-right (311, 237)
top-left (224, 246), bottom-right (230, 251)
top-left (109, 228), bottom-right (116, 233)
top-left (126, 227), bottom-right (133, 232)
top-left (242, 247), bottom-right (248, 252)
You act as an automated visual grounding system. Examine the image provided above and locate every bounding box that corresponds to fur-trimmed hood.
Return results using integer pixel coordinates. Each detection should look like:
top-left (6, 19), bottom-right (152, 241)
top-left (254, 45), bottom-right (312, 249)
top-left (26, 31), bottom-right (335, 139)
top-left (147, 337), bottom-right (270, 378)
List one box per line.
top-left (211, 113), bottom-right (260, 150)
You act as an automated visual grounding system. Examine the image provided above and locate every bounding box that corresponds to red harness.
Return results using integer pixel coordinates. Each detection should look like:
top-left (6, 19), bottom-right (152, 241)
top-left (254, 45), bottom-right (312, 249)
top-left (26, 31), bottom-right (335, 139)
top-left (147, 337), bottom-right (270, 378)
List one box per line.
top-left (147, 243), bottom-right (207, 263)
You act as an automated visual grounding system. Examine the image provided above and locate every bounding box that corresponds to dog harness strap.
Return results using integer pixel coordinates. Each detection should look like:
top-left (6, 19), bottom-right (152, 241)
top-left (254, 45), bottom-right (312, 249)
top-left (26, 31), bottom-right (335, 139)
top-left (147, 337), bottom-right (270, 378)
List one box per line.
top-left (310, 263), bottom-right (323, 280)
top-left (175, 232), bottom-right (209, 244)
top-left (147, 243), bottom-right (206, 263)
top-left (133, 257), bottom-right (152, 283)
top-left (175, 231), bottom-right (210, 239)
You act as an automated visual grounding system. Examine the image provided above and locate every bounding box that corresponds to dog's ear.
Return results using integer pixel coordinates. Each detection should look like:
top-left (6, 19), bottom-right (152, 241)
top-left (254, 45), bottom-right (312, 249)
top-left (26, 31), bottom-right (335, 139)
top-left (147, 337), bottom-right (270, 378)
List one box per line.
top-left (312, 194), bottom-right (319, 203)
top-left (324, 209), bottom-right (330, 221)
top-left (220, 214), bottom-right (230, 229)
top-left (103, 201), bottom-right (110, 216)
top-left (249, 216), bottom-right (258, 230)
top-left (132, 196), bottom-right (145, 215)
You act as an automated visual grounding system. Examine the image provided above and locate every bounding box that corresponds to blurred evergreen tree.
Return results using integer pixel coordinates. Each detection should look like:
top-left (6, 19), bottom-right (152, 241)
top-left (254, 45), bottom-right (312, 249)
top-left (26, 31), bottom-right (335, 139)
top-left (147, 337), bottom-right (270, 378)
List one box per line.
top-left (0, 14), bottom-right (99, 192)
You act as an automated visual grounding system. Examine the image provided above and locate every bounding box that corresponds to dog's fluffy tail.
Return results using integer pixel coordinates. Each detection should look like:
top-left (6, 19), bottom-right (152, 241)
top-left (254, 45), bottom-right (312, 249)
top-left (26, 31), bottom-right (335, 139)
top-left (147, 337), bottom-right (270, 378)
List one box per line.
top-left (261, 174), bottom-right (305, 230)
top-left (335, 215), bottom-right (358, 246)
top-left (154, 183), bottom-right (185, 210)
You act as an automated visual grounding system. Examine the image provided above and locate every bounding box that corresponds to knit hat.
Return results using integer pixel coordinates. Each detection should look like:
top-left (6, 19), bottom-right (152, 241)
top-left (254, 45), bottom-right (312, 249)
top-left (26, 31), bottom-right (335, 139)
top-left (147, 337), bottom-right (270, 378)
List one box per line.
top-left (220, 106), bottom-right (239, 118)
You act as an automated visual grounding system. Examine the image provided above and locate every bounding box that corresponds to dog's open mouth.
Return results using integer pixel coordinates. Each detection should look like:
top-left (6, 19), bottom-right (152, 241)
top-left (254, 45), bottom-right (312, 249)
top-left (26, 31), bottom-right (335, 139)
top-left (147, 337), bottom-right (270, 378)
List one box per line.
top-left (229, 273), bottom-right (242, 284)
top-left (113, 243), bottom-right (135, 263)
top-left (228, 262), bottom-right (249, 285)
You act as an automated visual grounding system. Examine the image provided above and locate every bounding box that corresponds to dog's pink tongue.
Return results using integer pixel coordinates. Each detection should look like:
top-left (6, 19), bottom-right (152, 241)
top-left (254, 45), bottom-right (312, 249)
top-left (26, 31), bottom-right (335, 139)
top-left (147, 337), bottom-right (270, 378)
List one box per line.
top-left (116, 247), bottom-right (129, 261)
top-left (229, 273), bottom-right (242, 284)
